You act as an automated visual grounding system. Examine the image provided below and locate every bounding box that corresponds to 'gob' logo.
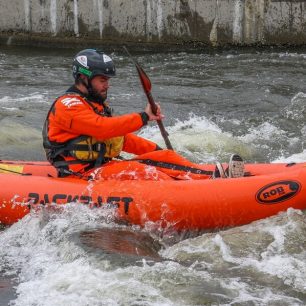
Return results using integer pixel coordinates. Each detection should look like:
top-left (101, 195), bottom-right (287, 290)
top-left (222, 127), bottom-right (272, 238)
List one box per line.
top-left (256, 180), bottom-right (301, 204)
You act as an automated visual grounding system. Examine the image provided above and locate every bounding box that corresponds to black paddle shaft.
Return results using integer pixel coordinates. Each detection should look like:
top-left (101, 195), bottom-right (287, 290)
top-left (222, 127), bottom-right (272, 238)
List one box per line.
top-left (145, 92), bottom-right (173, 150)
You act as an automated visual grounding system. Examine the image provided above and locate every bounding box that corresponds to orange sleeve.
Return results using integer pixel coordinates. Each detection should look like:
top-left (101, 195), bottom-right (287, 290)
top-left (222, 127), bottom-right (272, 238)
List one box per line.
top-left (123, 133), bottom-right (158, 155)
top-left (53, 96), bottom-right (144, 139)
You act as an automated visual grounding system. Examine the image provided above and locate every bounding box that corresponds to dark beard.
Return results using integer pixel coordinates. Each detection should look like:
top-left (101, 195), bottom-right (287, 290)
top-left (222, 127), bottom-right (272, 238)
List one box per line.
top-left (87, 88), bottom-right (107, 104)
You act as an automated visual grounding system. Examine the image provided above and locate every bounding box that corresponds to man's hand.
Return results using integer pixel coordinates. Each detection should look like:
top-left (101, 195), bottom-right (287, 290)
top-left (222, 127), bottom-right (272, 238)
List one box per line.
top-left (145, 102), bottom-right (165, 121)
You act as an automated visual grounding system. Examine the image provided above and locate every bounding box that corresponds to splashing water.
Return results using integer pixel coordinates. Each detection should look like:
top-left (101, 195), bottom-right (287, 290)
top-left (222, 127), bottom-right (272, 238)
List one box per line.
top-left (1, 46), bottom-right (306, 305)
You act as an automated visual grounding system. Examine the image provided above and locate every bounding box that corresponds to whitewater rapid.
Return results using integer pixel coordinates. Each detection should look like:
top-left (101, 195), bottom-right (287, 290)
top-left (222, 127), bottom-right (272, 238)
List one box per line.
top-left (0, 46), bottom-right (306, 305)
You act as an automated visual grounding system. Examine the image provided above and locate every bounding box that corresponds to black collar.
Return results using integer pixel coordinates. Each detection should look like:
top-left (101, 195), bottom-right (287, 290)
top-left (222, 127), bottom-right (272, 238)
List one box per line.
top-left (66, 85), bottom-right (86, 97)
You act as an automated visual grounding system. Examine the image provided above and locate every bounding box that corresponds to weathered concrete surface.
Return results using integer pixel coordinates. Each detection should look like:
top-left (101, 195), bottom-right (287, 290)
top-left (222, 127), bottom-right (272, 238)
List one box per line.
top-left (1, 0), bottom-right (306, 46)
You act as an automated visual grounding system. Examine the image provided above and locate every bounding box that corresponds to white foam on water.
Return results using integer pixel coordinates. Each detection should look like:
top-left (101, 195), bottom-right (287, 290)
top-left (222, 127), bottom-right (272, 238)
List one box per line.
top-left (238, 210), bottom-right (306, 295)
top-left (0, 107), bottom-right (19, 111)
top-left (161, 209), bottom-right (306, 305)
top-left (0, 94), bottom-right (47, 106)
top-left (273, 150), bottom-right (306, 163)
top-left (282, 92), bottom-right (306, 121)
top-left (237, 121), bottom-right (299, 161)
top-left (138, 114), bottom-right (254, 162)
top-left (14, 262), bottom-right (174, 306)
top-left (110, 92), bottom-right (141, 101)
top-left (279, 52), bottom-right (306, 59)
top-left (239, 122), bottom-right (285, 143)
top-left (4, 203), bottom-right (303, 305)
top-left (0, 204), bottom-right (177, 306)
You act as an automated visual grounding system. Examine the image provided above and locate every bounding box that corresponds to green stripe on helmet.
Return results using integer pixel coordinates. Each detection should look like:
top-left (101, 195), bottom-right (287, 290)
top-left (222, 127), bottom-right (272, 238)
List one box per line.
top-left (79, 67), bottom-right (92, 77)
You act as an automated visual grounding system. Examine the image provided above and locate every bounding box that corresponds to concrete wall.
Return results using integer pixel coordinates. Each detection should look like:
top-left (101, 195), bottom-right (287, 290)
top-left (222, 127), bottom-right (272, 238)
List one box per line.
top-left (1, 0), bottom-right (306, 46)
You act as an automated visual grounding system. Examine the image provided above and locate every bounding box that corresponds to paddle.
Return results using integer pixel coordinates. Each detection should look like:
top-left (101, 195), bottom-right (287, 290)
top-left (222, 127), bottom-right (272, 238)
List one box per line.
top-left (123, 46), bottom-right (173, 150)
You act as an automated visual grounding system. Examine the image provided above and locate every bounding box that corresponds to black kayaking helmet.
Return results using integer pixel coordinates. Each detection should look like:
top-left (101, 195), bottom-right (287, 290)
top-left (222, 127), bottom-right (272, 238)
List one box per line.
top-left (72, 49), bottom-right (115, 103)
top-left (72, 49), bottom-right (116, 81)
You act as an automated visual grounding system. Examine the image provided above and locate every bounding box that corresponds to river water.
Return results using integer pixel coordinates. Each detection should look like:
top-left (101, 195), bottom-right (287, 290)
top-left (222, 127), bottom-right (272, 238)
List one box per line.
top-left (0, 45), bottom-right (305, 305)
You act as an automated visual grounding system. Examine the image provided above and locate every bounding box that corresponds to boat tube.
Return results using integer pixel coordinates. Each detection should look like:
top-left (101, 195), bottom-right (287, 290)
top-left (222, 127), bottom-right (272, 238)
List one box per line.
top-left (0, 152), bottom-right (305, 230)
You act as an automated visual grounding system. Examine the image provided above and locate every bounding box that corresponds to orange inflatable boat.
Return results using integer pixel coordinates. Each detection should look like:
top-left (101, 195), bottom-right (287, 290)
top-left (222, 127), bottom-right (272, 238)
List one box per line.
top-left (0, 150), bottom-right (305, 230)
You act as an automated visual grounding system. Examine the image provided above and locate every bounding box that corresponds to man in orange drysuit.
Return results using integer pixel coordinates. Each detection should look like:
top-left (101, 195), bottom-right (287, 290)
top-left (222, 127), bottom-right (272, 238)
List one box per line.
top-left (43, 49), bottom-right (244, 179)
top-left (43, 49), bottom-right (163, 177)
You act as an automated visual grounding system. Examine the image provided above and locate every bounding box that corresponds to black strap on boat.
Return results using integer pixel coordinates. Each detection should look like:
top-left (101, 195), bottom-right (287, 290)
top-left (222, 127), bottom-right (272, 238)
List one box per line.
top-left (52, 159), bottom-right (93, 168)
top-left (134, 159), bottom-right (214, 175)
top-left (53, 155), bottom-right (110, 169)
top-left (53, 159), bottom-right (94, 179)
top-left (94, 143), bottom-right (107, 168)
top-left (57, 167), bottom-right (91, 179)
